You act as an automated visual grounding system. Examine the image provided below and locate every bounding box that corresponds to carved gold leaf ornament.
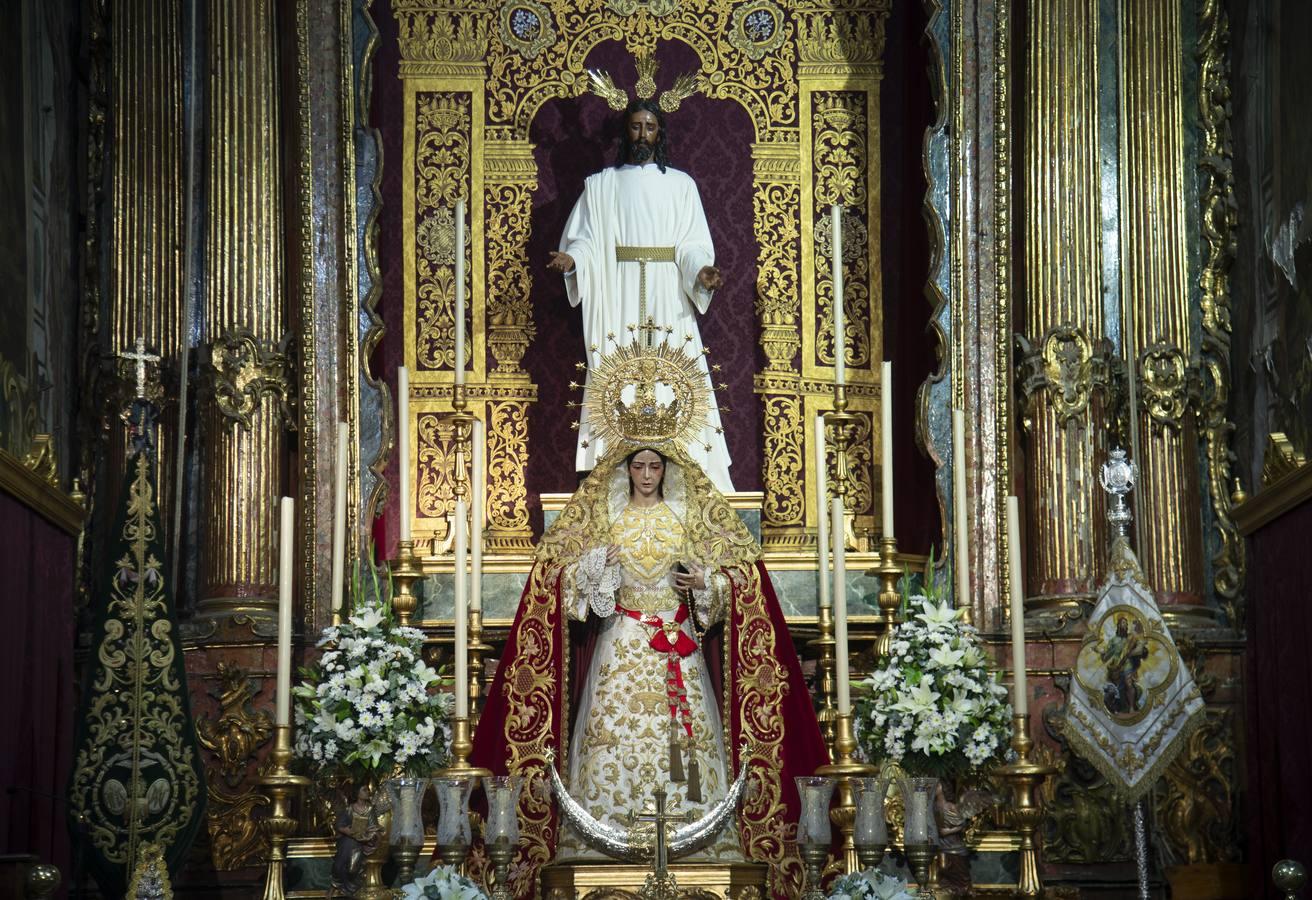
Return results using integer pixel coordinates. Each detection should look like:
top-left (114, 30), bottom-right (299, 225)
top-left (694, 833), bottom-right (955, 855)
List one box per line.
top-left (1261, 432), bottom-right (1306, 485)
top-left (196, 662), bottom-right (274, 788)
top-left (204, 329), bottom-right (296, 430)
top-left (1139, 341), bottom-right (1189, 431)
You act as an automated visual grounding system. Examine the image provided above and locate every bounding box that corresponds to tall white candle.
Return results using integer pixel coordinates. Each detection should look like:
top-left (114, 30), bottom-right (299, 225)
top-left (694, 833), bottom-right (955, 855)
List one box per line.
top-left (332, 422), bottom-right (348, 619)
top-left (454, 199), bottom-right (466, 386)
top-left (398, 367), bottom-right (412, 542)
top-left (831, 204), bottom-right (845, 386)
top-left (832, 497), bottom-right (850, 715)
top-left (453, 498), bottom-right (469, 719)
top-left (815, 414), bottom-right (830, 609)
top-left (471, 417), bottom-right (485, 613)
top-left (1006, 495), bottom-right (1028, 717)
top-left (952, 410), bottom-right (970, 612)
top-left (881, 361), bottom-right (894, 539)
top-left (277, 497), bottom-right (294, 727)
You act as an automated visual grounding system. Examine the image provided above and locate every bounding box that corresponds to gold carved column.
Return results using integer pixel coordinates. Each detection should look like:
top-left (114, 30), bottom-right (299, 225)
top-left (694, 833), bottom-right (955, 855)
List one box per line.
top-left (1117, 0), bottom-right (1205, 615)
top-left (1015, 0), bottom-right (1112, 619)
top-left (196, 0), bottom-right (293, 616)
top-left (106, 0), bottom-right (185, 532)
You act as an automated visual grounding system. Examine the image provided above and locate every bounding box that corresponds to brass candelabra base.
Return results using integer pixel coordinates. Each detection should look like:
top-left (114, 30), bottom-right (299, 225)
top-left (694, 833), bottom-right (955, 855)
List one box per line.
top-left (392, 540), bottom-right (422, 626)
top-left (854, 842), bottom-right (886, 871)
top-left (437, 839), bottom-right (470, 869)
top-left (997, 713), bottom-right (1056, 897)
top-left (800, 842), bottom-right (829, 900)
top-left (806, 605), bottom-right (838, 749)
top-left (871, 536), bottom-right (902, 657)
top-left (904, 842), bottom-right (935, 900)
top-left (393, 842), bottom-right (422, 888)
top-left (814, 711), bottom-right (877, 874)
top-left (435, 715), bottom-right (492, 782)
top-left (488, 836), bottom-right (516, 900)
top-left (258, 726), bottom-right (310, 900)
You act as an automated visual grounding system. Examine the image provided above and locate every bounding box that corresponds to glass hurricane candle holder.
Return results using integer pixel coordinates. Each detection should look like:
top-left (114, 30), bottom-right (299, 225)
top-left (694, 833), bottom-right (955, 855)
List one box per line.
top-left (385, 776), bottom-right (430, 884)
top-left (434, 775), bottom-right (475, 867)
top-left (851, 774), bottom-right (890, 869)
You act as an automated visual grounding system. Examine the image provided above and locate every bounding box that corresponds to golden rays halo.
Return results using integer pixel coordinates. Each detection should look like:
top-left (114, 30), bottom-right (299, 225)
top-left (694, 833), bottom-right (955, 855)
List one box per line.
top-left (568, 325), bottom-right (726, 454)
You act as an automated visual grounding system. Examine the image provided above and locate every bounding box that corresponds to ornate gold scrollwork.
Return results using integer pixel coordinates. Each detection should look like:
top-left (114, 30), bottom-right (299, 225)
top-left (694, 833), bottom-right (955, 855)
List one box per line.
top-left (1261, 432), bottom-right (1306, 486)
top-left (1016, 325), bottom-right (1115, 430)
top-left (1139, 341), bottom-right (1189, 432)
top-left (1157, 709), bottom-right (1239, 864)
top-left (195, 663), bottom-right (274, 871)
top-left (196, 663), bottom-right (274, 788)
top-left (22, 434), bottom-right (58, 486)
top-left (393, 1), bottom-right (490, 69)
top-left (1197, 0), bottom-right (1246, 619)
top-left (0, 353), bottom-right (39, 459)
top-left (761, 393), bottom-right (803, 527)
top-left (204, 329), bottom-right (295, 430)
top-left (488, 400), bottom-right (532, 542)
top-left (417, 412), bottom-right (461, 535)
top-left (484, 143), bottom-right (538, 376)
top-left (795, 4), bottom-right (891, 71)
top-left (206, 786), bottom-right (268, 871)
top-left (415, 93), bottom-right (474, 374)
top-left (605, 0), bottom-right (679, 18)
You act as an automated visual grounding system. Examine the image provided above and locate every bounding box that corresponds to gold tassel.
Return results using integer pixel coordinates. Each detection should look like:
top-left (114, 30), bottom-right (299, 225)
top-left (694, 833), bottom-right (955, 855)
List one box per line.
top-left (669, 718), bottom-right (686, 783)
top-left (686, 753), bottom-right (703, 803)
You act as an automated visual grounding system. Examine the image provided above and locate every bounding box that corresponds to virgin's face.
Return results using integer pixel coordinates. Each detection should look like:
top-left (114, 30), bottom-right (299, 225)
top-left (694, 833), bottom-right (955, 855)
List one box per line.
top-left (628, 450), bottom-right (665, 499)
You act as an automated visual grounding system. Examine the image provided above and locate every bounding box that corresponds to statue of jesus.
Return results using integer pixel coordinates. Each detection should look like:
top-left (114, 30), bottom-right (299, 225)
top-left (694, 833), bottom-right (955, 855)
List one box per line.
top-left (546, 99), bottom-right (735, 492)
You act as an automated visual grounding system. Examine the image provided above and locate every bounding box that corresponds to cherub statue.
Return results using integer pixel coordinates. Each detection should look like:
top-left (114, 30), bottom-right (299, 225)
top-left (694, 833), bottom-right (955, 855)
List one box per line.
top-left (327, 784), bottom-right (381, 899)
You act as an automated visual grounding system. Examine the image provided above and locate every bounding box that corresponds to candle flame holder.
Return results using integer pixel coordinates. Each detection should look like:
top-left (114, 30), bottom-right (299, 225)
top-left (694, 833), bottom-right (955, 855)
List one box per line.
top-left (258, 725), bottom-right (310, 900)
top-left (392, 539), bottom-right (422, 626)
top-left (997, 713), bottom-right (1056, 897)
top-left (872, 536), bottom-right (902, 657)
top-left (806, 605), bottom-right (838, 748)
top-left (436, 715), bottom-right (492, 782)
top-left (813, 712), bottom-right (877, 874)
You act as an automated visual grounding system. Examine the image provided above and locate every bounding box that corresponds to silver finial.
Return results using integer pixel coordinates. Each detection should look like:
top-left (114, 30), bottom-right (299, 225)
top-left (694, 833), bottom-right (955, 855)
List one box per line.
top-left (1100, 448), bottom-right (1139, 538)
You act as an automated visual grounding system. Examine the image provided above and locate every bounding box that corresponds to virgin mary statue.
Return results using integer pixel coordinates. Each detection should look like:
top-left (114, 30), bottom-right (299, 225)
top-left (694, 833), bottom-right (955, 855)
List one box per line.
top-left (469, 338), bottom-right (828, 899)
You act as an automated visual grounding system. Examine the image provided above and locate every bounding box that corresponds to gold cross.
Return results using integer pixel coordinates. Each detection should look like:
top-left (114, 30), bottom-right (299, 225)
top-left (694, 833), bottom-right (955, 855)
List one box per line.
top-left (119, 337), bottom-right (160, 401)
top-left (637, 316), bottom-right (661, 348)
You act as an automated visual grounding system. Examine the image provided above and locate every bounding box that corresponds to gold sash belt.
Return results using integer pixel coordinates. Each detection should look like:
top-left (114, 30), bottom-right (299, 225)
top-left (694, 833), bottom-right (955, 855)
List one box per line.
top-left (614, 245), bottom-right (676, 262)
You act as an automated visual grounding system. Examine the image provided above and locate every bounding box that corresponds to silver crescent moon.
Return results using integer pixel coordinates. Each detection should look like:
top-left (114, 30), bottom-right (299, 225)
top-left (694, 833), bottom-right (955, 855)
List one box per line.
top-left (546, 760), bottom-right (748, 862)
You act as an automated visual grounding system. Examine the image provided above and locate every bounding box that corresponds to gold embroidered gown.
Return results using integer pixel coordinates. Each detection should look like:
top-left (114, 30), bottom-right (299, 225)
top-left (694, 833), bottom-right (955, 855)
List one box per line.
top-left (557, 500), bottom-right (742, 860)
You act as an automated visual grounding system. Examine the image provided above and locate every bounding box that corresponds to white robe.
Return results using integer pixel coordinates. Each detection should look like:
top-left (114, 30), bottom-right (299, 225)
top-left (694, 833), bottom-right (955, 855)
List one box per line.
top-left (560, 163), bottom-right (736, 491)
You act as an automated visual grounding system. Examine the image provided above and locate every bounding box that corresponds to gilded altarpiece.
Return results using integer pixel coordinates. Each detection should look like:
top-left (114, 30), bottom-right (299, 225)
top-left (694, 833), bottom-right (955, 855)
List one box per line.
top-left (391, 0), bottom-right (891, 562)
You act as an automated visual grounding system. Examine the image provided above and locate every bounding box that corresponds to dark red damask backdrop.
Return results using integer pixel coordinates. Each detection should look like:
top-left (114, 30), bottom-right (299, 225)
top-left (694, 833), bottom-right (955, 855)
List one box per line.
top-left (373, 2), bottom-right (939, 553)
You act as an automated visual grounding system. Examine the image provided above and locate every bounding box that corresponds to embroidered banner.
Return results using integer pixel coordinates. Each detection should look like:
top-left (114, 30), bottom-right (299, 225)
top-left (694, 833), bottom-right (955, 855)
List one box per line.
top-left (1059, 537), bottom-right (1204, 802)
top-left (68, 403), bottom-right (206, 895)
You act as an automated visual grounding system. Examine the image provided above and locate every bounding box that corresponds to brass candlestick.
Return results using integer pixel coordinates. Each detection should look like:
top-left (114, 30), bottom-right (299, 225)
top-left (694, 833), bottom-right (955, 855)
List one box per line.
top-left (904, 842), bottom-right (935, 899)
top-left (436, 715), bottom-right (492, 782)
top-left (825, 387), bottom-right (859, 548)
top-left (806, 605), bottom-right (838, 748)
top-left (855, 841), bottom-right (886, 871)
top-left (258, 725), bottom-right (310, 900)
top-left (997, 713), bottom-right (1056, 897)
top-left (468, 607), bottom-right (492, 726)
top-left (800, 842), bottom-right (829, 900)
top-left (488, 835), bottom-right (516, 900)
top-left (872, 536), bottom-right (902, 658)
top-left (392, 539), bottom-right (422, 626)
top-left (437, 836), bottom-right (470, 869)
top-left (814, 712), bottom-right (877, 874)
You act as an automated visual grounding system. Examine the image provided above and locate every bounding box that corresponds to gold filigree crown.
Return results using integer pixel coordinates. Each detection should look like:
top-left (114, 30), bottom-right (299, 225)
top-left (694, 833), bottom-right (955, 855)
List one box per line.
top-left (585, 49), bottom-right (705, 114)
top-left (569, 325), bottom-right (726, 453)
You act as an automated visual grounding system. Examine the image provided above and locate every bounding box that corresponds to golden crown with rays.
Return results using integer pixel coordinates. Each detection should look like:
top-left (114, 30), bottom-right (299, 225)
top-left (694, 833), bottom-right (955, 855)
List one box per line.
top-left (586, 49), bottom-right (705, 114)
top-left (569, 323), bottom-right (726, 453)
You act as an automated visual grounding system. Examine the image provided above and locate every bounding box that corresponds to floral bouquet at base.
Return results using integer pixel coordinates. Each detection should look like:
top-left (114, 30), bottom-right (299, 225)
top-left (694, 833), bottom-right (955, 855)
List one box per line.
top-left (854, 589), bottom-right (1012, 778)
top-left (293, 598), bottom-right (453, 779)
top-left (401, 865), bottom-right (489, 900)
top-left (827, 870), bottom-right (915, 900)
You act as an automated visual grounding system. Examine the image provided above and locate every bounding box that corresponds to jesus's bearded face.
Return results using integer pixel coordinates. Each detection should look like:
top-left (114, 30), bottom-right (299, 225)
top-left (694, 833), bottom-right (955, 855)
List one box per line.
top-left (624, 109), bottom-right (660, 164)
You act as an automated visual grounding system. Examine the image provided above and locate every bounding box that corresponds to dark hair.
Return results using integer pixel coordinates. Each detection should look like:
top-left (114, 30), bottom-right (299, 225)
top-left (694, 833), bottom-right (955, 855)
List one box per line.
top-left (615, 99), bottom-right (670, 173)
top-left (625, 447), bottom-right (668, 497)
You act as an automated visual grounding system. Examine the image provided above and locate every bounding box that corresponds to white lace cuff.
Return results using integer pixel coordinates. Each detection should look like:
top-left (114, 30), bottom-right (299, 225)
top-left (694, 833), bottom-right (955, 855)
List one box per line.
top-left (691, 571), bottom-right (729, 629)
top-left (576, 546), bottom-right (620, 619)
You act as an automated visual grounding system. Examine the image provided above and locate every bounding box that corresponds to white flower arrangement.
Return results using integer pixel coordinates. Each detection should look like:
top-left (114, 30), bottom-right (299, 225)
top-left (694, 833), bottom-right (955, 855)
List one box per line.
top-left (827, 870), bottom-right (915, 900)
top-left (855, 586), bottom-right (1012, 778)
top-left (400, 865), bottom-right (489, 900)
top-left (293, 597), bottom-right (452, 779)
